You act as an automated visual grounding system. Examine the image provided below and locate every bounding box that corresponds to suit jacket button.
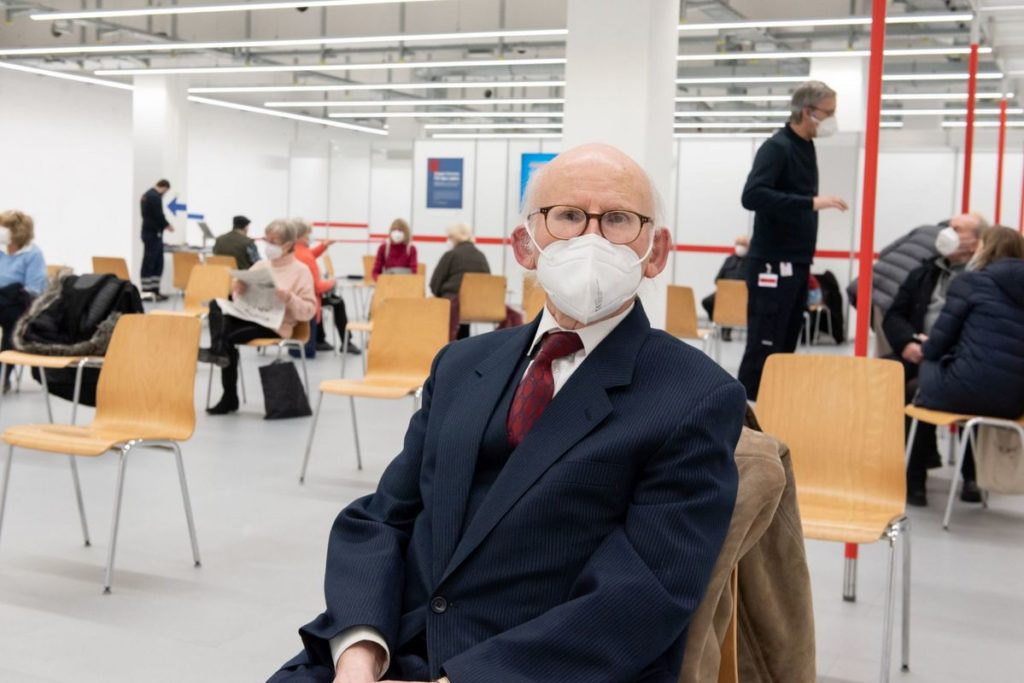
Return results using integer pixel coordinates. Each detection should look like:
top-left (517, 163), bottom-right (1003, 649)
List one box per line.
top-left (430, 596), bottom-right (448, 614)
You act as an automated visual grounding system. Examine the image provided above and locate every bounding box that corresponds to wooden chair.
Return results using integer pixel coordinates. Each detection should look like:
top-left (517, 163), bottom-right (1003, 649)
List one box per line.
top-left (350, 254), bottom-right (377, 320)
top-left (205, 254), bottom-right (238, 270)
top-left (523, 286), bottom-right (546, 321)
top-left (172, 251), bottom-right (201, 298)
top-left (361, 254), bottom-right (375, 283)
top-left (756, 354), bottom-right (909, 682)
top-left (46, 264), bottom-right (69, 280)
top-left (708, 279), bottom-right (748, 363)
top-left (904, 405), bottom-right (1024, 529)
top-left (321, 253), bottom-right (336, 280)
top-left (300, 298), bottom-right (449, 480)
top-left (665, 285), bottom-right (712, 353)
top-left (92, 256), bottom-right (131, 281)
top-left (0, 314), bottom-right (202, 593)
top-left (458, 273), bottom-right (507, 331)
top-left (318, 254), bottom-right (341, 352)
top-left (343, 274), bottom-right (426, 374)
top-left (235, 320), bottom-right (312, 405)
top-left (152, 264), bottom-right (231, 319)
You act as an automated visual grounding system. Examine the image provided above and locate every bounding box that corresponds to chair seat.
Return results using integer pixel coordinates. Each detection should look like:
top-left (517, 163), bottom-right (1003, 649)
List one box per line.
top-left (799, 491), bottom-right (904, 544)
top-left (0, 351), bottom-right (88, 369)
top-left (346, 321), bottom-right (373, 333)
top-left (320, 375), bottom-right (425, 399)
top-left (3, 423), bottom-right (161, 456)
top-left (245, 337), bottom-right (287, 348)
top-left (905, 404), bottom-right (974, 426)
top-left (152, 307), bottom-right (208, 319)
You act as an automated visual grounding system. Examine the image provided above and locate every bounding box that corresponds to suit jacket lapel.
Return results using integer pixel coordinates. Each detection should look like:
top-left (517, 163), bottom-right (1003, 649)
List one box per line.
top-left (439, 303), bottom-right (651, 585)
top-left (430, 319), bottom-right (539, 585)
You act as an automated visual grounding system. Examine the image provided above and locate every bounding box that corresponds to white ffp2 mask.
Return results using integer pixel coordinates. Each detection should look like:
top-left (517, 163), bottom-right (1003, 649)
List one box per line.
top-left (935, 227), bottom-right (960, 257)
top-left (530, 231), bottom-right (652, 325)
top-left (813, 113), bottom-right (839, 138)
top-left (265, 243), bottom-right (284, 260)
top-left (390, 230), bottom-right (405, 243)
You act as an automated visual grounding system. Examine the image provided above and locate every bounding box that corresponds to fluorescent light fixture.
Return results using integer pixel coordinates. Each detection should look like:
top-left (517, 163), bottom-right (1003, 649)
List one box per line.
top-left (0, 29), bottom-right (567, 57)
top-left (676, 75), bottom-right (808, 85)
top-left (423, 123), bottom-right (563, 130)
top-left (675, 95), bottom-right (791, 103)
top-left (265, 97), bottom-right (565, 108)
top-left (884, 72), bottom-right (1002, 81)
top-left (328, 111), bottom-right (565, 118)
top-left (190, 80), bottom-right (566, 94)
top-left (674, 109), bottom-right (790, 117)
top-left (0, 60), bottom-right (133, 90)
top-left (673, 122), bottom-right (783, 129)
top-left (675, 133), bottom-right (775, 139)
top-left (978, 4), bottom-right (1024, 11)
top-left (32, 0), bottom-right (441, 21)
top-left (431, 133), bottom-right (562, 139)
top-left (883, 107), bottom-right (1024, 116)
top-left (677, 46), bottom-right (992, 62)
top-left (187, 95), bottom-right (387, 135)
top-left (677, 13), bottom-right (972, 32)
top-left (96, 57), bottom-right (565, 77)
top-left (882, 92), bottom-right (1013, 101)
top-left (942, 121), bottom-right (1024, 127)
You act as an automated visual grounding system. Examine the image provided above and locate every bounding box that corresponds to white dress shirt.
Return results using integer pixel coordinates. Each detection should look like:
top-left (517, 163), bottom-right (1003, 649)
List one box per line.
top-left (329, 302), bottom-right (636, 678)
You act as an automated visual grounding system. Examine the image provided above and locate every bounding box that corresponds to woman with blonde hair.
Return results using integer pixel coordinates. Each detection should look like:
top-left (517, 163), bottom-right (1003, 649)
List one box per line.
top-left (371, 218), bottom-right (418, 281)
top-left (0, 210), bottom-right (48, 389)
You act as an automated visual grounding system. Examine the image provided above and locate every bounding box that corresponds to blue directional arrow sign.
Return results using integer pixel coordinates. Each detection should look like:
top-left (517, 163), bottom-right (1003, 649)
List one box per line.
top-left (168, 196), bottom-right (188, 216)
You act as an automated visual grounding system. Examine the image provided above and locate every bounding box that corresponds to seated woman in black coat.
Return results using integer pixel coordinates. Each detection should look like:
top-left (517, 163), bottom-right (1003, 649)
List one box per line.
top-left (916, 226), bottom-right (1024, 500)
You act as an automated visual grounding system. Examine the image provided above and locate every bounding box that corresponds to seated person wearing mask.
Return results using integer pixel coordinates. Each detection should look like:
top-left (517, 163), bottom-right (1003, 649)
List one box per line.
top-left (883, 212), bottom-right (987, 506)
top-left (202, 220), bottom-right (316, 415)
top-left (0, 210), bottom-right (47, 391)
top-left (213, 215), bottom-right (260, 270)
top-left (372, 219), bottom-right (418, 281)
top-left (701, 235), bottom-right (749, 341)
top-left (917, 226), bottom-right (1024, 420)
top-left (268, 144), bottom-right (745, 683)
top-left (430, 223), bottom-right (491, 340)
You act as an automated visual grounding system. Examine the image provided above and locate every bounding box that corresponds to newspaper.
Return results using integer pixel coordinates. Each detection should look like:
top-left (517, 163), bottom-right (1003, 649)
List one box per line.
top-left (216, 268), bottom-right (285, 331)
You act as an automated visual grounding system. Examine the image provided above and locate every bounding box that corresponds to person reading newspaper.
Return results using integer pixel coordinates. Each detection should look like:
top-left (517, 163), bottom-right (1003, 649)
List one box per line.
top-left (201, 219), bottom-right (316, 415)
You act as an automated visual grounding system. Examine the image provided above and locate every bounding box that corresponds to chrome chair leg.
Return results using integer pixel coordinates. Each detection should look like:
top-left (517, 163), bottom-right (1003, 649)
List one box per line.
top-left (104, 444), bottom-right (132, 594)
top-left (901, 517), bottom-right (911, 672)
top-left (0, 445), bottom-right (14, 545)
top-left (14, 364), bottom-right (23, 392)
top-left (943, 425), bottom-right (972, 530)
top-left (68, 457), bottom-right (90, 547)
top-left (239, 359), bottom-right (247, 404)
top-left (40, 369), bottom-right (54, 424)
top-left (904, 419), bottom-right (918, 466)
top-left (349, 395), bottom-right (363, 471)
top-left (299, 392), bottom-right (324, 484)
top-left (205, 362), bottom-right (214, 411)
top-left (879, 525), bottom-right (899, 683)
top-left (341, 331), bottom-right (350, 377)
top-left (843, 553), bottom-right (857, 602)
top-left (171, 443), bottom-right (201, 568)
top-left (0, 362), bottom-right (6, 422)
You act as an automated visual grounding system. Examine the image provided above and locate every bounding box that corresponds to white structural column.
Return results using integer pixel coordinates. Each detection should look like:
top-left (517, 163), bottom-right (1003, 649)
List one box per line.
top-left (562, 0), bottom-right (680, 328)
top-left (132, 75), bottom-right (188, 289)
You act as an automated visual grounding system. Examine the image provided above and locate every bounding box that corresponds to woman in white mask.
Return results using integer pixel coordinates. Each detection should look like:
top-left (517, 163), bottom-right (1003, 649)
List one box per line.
top-left (371, 218), bottom-right (419, 281)
top-left (512, 145), bottom-right (670, 330)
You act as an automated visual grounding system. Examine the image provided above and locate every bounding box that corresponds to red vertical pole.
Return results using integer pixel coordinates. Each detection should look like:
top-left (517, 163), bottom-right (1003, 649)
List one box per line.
top-left (845, 0), bottom-right (888, 604)
top-left (962, 43), bottom-right (980, 213)
top-left (996, 99), bottom-right (1008, 224)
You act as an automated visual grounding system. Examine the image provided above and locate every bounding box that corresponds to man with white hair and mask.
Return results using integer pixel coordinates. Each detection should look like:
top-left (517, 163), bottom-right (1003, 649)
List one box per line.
top-left (269, 144), bottom-right (746, 683)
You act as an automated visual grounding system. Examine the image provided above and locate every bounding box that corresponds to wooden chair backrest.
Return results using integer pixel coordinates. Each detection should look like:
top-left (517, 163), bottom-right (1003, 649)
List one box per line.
top-left (184, 264), bottom-right (231, 310)
top-left (92, 314), bottom-right (200, 441)
top-left (756, 354), bottom-right (906, 519)
top-left (370, 274), bottom-right (426, 318)
top-left (459, 273), bottom-right (507, 323)
top-left (172, 251), bottom-right (201, 291)
top-left (712, 279), bottom-right (748, 328)
top-left (524, 287), bottom-right (546, 321)
top-left (362, 255), bottom-right (375, 283)
top-left (205, 254), bottom-right (238, 270)
top-left (291, 320), bottom-right (311, 343)
top-left (367, 298), bottom-right (450, 380)
top-left (417, 261), bottom-right (428, 283)
top-left (666, 285), bottom-right (701, 339)
top-left (522, 273), bottom-right (538, 307)
top-left (46, 264), bottom-right (67, 279)
top-left (322, 253), bottom-right (336, 279)
top-left (92, 256), bottom-right (130, 281)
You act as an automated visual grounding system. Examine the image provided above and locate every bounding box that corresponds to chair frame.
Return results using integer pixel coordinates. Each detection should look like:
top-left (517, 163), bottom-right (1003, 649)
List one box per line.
top-left (707, 279), bottom-right (748, 364)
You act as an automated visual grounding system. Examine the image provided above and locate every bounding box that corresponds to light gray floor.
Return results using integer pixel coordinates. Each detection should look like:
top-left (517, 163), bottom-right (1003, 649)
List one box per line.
top-left (0, 310), bottom-right (1021, 682)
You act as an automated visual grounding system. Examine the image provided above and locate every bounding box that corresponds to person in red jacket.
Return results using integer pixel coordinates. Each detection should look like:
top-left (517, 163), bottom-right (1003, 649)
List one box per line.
top-left (371, 218), bottom-right (418, 280)
top-left (291, 220), bottom-right (359, 358)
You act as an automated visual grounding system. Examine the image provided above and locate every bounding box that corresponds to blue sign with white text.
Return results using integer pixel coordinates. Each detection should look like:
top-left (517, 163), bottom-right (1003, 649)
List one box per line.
top-left (427, 158), bottom-right (464, 209)
top-left (520, 153), bottom-right (557, 206)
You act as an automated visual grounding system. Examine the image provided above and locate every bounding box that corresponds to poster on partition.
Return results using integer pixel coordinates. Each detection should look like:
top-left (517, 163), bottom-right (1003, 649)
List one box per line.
top-left (520, 152), bottom-right (557, 206)
top-left (426, 158), bottom-right (464, 209)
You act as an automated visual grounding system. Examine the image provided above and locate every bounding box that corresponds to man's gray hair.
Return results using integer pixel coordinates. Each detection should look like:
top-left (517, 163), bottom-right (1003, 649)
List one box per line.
top-left (265, 218), bottom-right (298, 245)
top-left (790, 80), bottom-right (837, 123)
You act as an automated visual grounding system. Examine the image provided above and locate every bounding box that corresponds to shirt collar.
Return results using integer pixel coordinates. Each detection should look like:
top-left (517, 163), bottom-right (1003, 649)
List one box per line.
top-left (528, 302), bottom-right (635, 359)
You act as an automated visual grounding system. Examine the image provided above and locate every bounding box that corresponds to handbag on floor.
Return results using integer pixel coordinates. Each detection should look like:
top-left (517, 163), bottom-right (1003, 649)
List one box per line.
top-left (975, 425), bottom-right (1024, 494)
top-left (259, 360), bottom-right (312, 420)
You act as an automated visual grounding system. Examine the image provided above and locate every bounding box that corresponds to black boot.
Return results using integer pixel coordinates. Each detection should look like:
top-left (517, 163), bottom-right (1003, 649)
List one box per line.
top-left (906, 472), bottom-right (928, 507)
top-left (207, 394), bottom-right (239, 415)
top-left (960, 479), bottom-right (983, 503)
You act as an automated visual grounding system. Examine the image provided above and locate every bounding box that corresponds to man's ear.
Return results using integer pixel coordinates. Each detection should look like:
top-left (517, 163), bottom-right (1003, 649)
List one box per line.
top-left (511, 225), bottom-right (538, 270)
top-left (643, 227), bottom-right (671, 278)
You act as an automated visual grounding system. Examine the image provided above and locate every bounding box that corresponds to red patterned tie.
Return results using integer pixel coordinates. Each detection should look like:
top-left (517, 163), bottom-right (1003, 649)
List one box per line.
top-left (507, 331), bottom-right (584, 448)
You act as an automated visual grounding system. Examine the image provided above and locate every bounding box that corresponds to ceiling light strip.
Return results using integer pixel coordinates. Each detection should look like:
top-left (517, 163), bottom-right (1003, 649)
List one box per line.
top-left (327, 111), bottom-right (566, 118)
top-left (0, 60), bottom-right (133, 90)
top-left (31, 0), bottom-right (441, 21)
top-left (190, 80), bottom-right (566, 94)
top-left (677, 13), bottom-right (972, 32)
top-left (423, 123), bottom-right (564, 130)
top-left (884, 107), bottom-right (1024, 115)
top-left (187, 95), bottom-right (387, 135)
top-left (430, 133), bottom-right (562, 139)
top-left (264, 97), bottom-right (565, 108)
top-left (96, 57), bottom-right (565, 77)
top-left (676, 73), bottom-right (1004, 84)
top-left (677, 46), bottom-right (992, 62)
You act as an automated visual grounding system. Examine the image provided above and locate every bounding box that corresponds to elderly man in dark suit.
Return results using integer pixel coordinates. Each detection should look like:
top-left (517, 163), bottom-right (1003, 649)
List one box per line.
top-left (269, 144), bottom-right (747, 683)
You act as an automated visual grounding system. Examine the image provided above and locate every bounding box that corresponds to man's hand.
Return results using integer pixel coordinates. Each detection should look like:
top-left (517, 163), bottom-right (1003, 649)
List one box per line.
top-left (334, 642), bottom-right (385, 683)
top-left (812, 196), bottom-right (849, 212)
top-left (275, 288), bottom-right (291, 303)
top-left (164, 224), bottom-right (175, 232)
top-left (901, 342), bottom-right (924, 365)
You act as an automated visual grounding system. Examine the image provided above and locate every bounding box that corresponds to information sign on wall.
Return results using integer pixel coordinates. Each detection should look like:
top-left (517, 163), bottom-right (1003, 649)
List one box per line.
top-left (520, 152), bottom-right (557, 205)
top-left (426, 157), bottom-right (464, 209)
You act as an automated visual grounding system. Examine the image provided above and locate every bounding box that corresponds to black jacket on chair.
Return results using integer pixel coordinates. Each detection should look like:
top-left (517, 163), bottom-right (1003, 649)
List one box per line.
top-left (918, 258), bottom-right (1024, 419)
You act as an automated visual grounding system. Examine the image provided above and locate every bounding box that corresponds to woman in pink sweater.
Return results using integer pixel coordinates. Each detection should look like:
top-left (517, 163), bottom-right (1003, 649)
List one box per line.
top-left (203, 219), bottom-right (316, 415)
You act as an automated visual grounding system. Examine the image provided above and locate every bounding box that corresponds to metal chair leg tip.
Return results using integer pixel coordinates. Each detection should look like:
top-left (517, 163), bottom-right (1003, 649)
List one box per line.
top-left (84, 540), bottom-right (91, 547)
top-left (901, 665), bottom-right (909, 672)
top-left (194, 561), bottom-right (201, 568)
top-left (103, 586), bottom-right (111, 595)
top-left (842, 595), bottom-right (856, 603)
top-left (299, 477), bottom-right (305, 485)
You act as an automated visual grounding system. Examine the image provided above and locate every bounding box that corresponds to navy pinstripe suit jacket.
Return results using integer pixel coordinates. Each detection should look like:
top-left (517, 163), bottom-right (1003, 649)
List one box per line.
top-left (272, 302), bottom-right (746, 683)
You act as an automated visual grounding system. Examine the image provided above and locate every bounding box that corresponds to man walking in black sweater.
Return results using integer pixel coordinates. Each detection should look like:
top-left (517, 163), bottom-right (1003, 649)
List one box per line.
top-left (738, 81), bottom-right (849, 399)
top-left (140, 178), bottom-right (173, 300)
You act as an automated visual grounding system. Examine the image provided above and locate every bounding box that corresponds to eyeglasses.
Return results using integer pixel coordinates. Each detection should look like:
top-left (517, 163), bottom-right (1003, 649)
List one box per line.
top-left (810, 105), bottom-right (836, 117)
top-left (527, 205), bottom-right (653, 245)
